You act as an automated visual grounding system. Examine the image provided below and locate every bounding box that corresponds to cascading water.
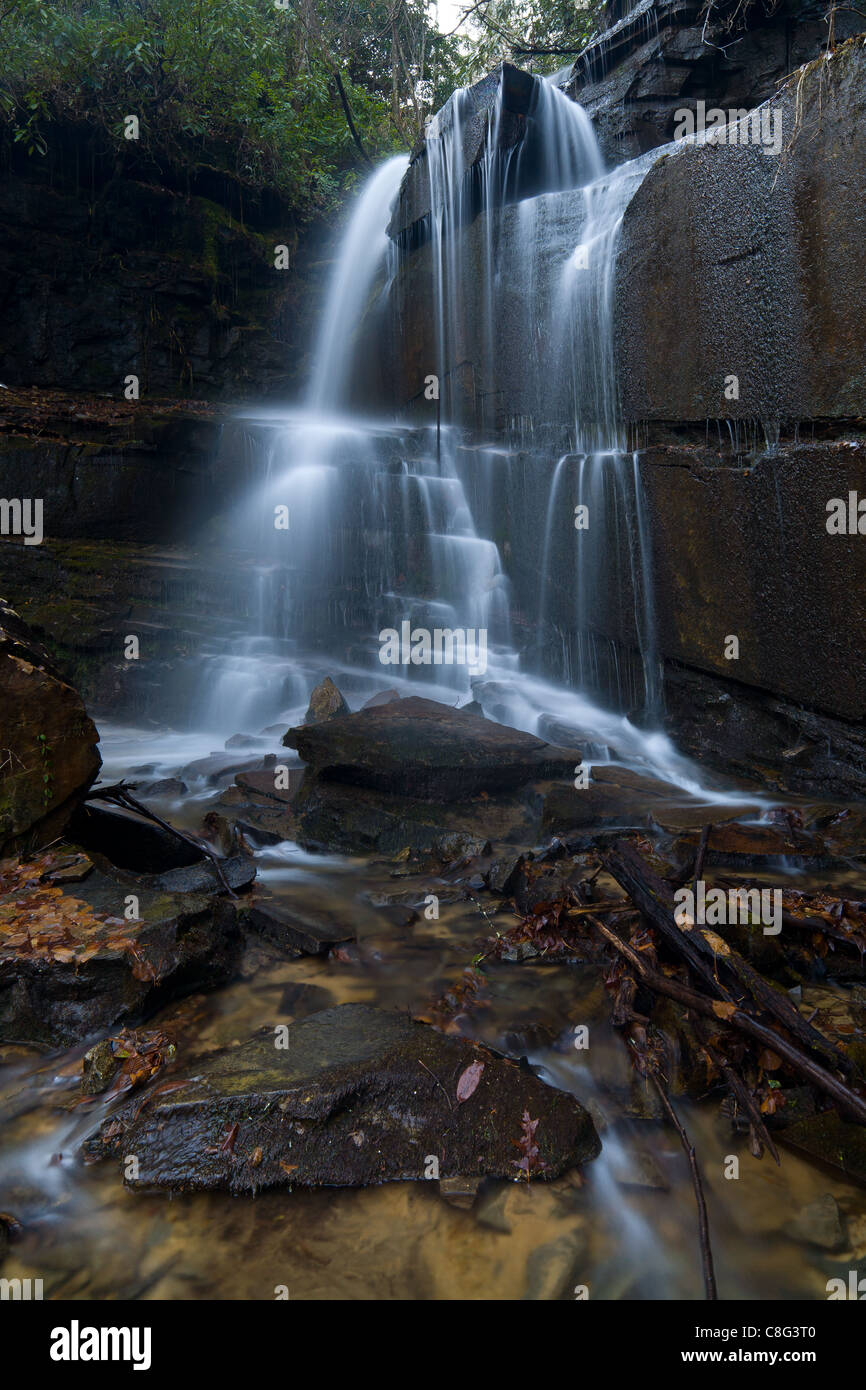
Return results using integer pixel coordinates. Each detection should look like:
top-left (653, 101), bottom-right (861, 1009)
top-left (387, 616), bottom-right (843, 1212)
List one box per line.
top-left (149, 68), bottom-right (748, 802)
top-left (71, 58), bottom-right (758, 826)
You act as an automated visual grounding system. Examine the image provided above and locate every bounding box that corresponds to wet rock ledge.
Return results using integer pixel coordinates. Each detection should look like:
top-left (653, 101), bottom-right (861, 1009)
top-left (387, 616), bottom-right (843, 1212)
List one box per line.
top-left (90, 1003), bottom-right (600, 1192)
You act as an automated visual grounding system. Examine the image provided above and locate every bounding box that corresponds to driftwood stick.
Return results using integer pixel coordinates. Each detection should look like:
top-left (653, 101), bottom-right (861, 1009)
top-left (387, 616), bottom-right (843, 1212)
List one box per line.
top-left (692, 822), bottom-right (713, 901)
top-left (88, 782), bottom-right (238, 899)
top-left (699, 1030), bottom-right (781, 1165)
top-left (587, 915), bottom-right (866, 1125)
top-left (604, 840), bottom-right (736, 1000)
top-left (648, 1070), bottom-right (718, 1300)
top-left (605, 840), bottom-right (849, 1074)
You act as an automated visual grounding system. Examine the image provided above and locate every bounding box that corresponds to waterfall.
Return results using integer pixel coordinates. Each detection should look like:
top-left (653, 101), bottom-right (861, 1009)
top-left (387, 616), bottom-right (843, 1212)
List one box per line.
top-left (173, 68), bottom-right (745, 801)
top-left (418, 76), bottom-right (663, 715)
top-left (308, 155), bottom-right (407, 412)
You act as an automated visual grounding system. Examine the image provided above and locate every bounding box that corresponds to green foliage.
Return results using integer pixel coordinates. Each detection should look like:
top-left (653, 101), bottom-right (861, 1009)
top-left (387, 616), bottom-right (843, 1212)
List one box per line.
top-left (0, 0), bottom-right (463, 218)
top-left (450, 0), bottom-right (605, 82)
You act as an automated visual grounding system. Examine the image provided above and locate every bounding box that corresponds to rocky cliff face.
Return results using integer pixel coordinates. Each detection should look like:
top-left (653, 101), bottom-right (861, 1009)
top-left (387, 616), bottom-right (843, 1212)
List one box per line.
top-left (566, 0), bottom-right (860, 165)
top-left (0, 391), bottom-right (261, 716)
top-left (615, 36), bottom-right (866, 424)
top-left (0, 121), bottom-right (322, 400)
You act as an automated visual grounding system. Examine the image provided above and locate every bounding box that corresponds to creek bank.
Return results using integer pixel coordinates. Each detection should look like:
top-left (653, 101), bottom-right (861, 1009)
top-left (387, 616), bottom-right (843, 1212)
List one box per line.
top-left (88, 1002), bottom-right (601, 1192)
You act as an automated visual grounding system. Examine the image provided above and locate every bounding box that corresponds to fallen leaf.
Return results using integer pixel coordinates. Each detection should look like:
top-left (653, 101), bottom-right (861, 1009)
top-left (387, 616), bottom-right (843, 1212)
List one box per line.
top-left (456, 1059), bottom-right (484, 1102)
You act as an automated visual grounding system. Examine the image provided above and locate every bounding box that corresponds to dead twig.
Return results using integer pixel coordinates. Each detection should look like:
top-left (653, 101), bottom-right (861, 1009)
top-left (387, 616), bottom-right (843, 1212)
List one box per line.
top-left (88, 782), bottom-right (238, 899)
top-left (648, 1070), bottom-right (718, 1301)
top-left (587, 914), bottom-right (866, 1126)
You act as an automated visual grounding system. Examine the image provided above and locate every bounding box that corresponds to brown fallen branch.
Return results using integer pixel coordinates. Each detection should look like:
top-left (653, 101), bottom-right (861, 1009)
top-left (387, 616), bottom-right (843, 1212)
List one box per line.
top-left (719, 884), bottom-right (866, 959)
top-left (564, 899), bottom-right (633, 918)
top-left (699, 1030), bottom-right (781, 1165)
top-left (692, 822), bottom-right (713, 902)
top-left (780, 908), bottom-right (864, 955)
top-left (587, 914), bottom-right (866, 1126)
top-left (604, 840), bottom-right (737, 1001)
top-left (648, 1069), bottom-right (718, 1300)
top-left (87, 783), bottom-right (238, 899)
top-left (604, 840), bottom-right (850, 1075)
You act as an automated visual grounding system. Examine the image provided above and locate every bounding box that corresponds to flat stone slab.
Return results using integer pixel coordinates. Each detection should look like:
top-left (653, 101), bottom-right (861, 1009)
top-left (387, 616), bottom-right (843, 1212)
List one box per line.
top-left (247, 900), bottom-right (354, 956)
top-left (143, 854), bottom-right (256, 895)
top-left (0, 850), bottom-right (243, 1047)
top-left (291, 774), bottom-right (533, 857)
top-left (91, 1003), bottom-right (600, 1191)
top-left (542, 766), bottom-right (748, 832)
top-left (670, 819), bottom-right (828, 865)
top-left (284, 697), bottom-right (579, 801)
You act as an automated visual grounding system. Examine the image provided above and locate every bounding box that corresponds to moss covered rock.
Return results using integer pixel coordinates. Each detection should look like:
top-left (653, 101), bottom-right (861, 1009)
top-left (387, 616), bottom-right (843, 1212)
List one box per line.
top-left (0, 599), bottom-right (101, 857)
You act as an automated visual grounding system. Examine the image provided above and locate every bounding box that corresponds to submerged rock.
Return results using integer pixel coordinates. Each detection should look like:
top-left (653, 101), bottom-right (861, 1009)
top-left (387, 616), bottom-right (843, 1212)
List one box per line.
top-left (284, 696), bottom-right (579, 801)
top-left (778, 1110), bottom-right (866, 1186)
top-left (784, 1194), bottom-right (846, 1252)
top-left (0, 599), bottom-right (101, 857)
top-left (91, 1003), bottom-right (600, 1192)
top-left (247, 900), bottom-right (354, 956)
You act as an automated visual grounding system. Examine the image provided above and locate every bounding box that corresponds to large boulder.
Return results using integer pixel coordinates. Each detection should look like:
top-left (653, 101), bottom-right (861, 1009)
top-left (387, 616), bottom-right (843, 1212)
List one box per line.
top-left (0, 599), bottom-right (101, 857)
top-left (91, 1003), bottom-right (601, 1191)
top-left (283, 696), bottom-right (580, 800)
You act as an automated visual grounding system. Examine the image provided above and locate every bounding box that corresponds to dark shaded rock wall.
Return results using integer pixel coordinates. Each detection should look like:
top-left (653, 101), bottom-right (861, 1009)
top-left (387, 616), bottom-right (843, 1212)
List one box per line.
top-left (637, 443), bottom-right (866, 724)
top-left (566, 0), bottom-right (859, 166)
top-left (0, 121), bottom-right (322, 400)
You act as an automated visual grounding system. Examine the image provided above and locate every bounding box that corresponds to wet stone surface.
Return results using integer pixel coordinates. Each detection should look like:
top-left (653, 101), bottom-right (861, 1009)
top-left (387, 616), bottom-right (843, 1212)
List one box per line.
top-left (90, 1003), bottom-right (601, 1192)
